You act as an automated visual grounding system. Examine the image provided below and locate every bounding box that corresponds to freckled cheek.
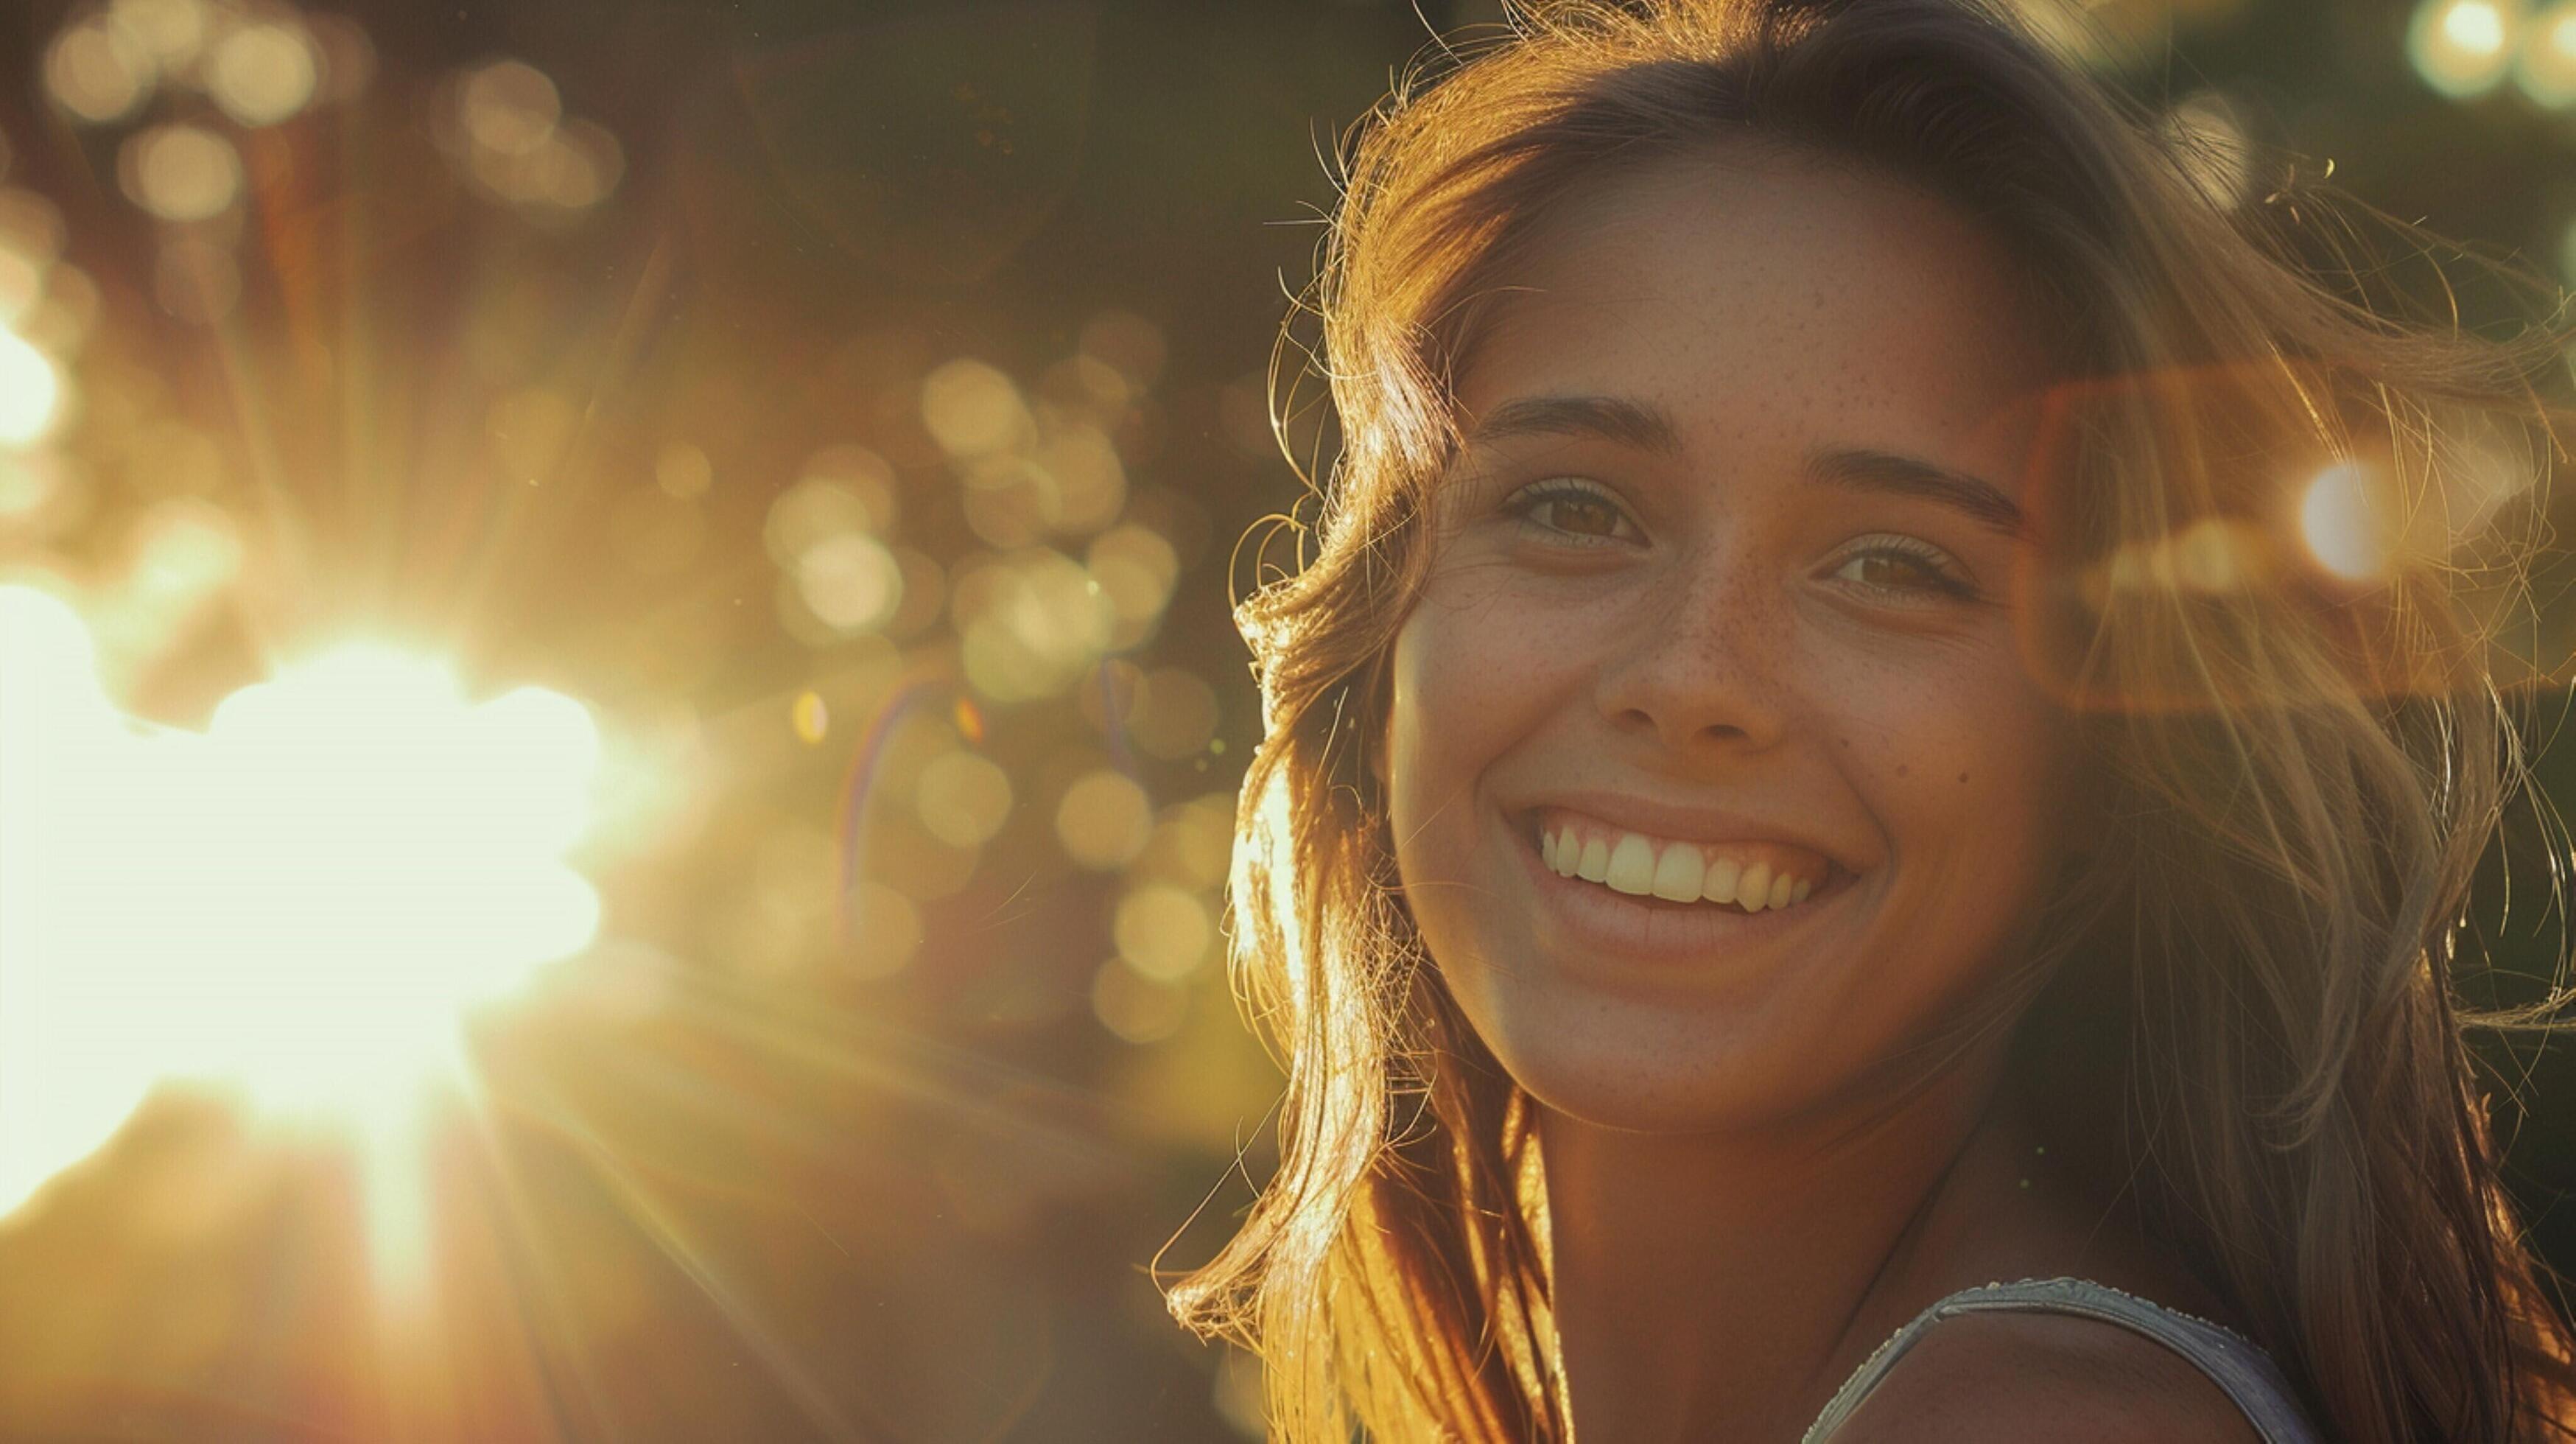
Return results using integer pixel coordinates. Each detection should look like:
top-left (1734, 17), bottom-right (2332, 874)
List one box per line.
top-left (1394, 584), bottom-right (1576, 732)
top-left (1387, 614), bottom-right (1523, 858)
top-left (1845, 674), bottom-right (2072, 872)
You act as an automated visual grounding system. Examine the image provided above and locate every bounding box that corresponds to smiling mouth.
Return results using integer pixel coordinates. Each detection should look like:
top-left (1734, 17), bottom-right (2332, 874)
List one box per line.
top-left (1520, 810), bottom-right (1858, 916)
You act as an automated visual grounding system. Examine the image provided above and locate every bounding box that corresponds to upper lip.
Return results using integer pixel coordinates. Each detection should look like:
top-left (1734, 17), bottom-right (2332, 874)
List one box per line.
top-left (1516, 789), bottom-right (1863, 874)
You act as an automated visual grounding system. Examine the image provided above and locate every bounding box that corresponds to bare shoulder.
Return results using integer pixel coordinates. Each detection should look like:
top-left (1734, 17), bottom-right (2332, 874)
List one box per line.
top-left (1831, 1308), bottom-right (2262, 1444)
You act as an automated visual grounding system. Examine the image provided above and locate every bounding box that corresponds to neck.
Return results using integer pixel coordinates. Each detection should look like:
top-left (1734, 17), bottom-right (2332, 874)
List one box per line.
top-left (1540, 1057), bottom-right (2020, 1443)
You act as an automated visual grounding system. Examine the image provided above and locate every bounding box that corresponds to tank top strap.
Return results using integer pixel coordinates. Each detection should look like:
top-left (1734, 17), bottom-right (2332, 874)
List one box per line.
top-left (1801, 1277), bottom-right (2322, 1443)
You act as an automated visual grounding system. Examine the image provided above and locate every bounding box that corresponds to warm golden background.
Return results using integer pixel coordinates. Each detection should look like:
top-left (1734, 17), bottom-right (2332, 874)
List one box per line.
top-left (1, 0), bottom-right (2573, 1439)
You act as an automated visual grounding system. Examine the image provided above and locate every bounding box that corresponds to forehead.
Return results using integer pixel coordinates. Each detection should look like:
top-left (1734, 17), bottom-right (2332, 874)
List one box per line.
top-left (1453, 139), bottom-right (2055, 466)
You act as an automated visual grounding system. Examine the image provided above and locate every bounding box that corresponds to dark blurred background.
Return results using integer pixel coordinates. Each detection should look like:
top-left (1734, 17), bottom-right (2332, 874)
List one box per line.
top-left (0, 0), bottom-right (2572, 1440)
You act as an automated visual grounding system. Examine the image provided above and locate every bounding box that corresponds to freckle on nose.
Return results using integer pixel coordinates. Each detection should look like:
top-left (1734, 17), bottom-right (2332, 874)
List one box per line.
top-left (1957, 771), bottom-right (1968, 784)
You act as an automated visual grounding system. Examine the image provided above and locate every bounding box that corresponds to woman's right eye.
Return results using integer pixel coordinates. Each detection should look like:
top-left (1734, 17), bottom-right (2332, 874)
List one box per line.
top-left (1501, 478), bottom-right (1640, 547)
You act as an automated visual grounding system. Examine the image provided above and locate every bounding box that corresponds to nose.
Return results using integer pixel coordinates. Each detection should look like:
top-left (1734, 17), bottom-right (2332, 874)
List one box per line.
top-left (1593, 548), bottom-right (1793, 755)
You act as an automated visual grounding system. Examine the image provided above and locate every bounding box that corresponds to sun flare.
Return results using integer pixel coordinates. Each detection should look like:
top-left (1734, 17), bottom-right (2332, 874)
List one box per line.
top-left (0, 583), bottom-right (603, 1221)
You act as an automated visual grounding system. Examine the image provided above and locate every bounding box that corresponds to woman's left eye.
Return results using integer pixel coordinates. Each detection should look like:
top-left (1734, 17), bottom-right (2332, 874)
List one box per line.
top-left (1501, 478), bottom-right (1640, 547)
top-left (1828, 537), bottom-right (1977, 603)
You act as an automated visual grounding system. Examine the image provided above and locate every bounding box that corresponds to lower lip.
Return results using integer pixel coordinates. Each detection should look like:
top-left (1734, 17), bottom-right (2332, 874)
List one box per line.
top-left (1515, 821), bottom-right (1857, 966)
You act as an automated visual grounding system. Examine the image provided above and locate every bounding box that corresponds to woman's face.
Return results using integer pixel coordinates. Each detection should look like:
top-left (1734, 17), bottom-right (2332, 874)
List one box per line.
top-left (1385, 144), bottom-right (2085, 1134)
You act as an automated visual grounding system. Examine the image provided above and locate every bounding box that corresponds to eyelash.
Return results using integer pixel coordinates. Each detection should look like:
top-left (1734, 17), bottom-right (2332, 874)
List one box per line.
top-left (1498, 477), bottom-right (1979, 604)
top-left (1823, 536), bottom-right (1978, 603)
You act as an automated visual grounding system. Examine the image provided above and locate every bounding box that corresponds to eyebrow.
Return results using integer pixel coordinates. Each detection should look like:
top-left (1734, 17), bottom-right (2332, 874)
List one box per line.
top-left (1464, 392), bottom-right (2027, 539)
top-left (1464, 393), bottom-right (1685, 457)
top-left (1808, 447), bottom-right (2027, 539)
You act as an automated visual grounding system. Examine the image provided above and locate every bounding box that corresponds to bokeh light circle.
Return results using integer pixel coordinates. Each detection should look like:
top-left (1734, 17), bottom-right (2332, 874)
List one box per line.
top-left (45, 21), bottom-right (153, 125)
top-left (0, 327), bottom-right (62, 446)
top-left (915, 751), bottom-right (1014, 849)
top-left (1055, 770), bottom-right (1153, 869)
top-left (120, 125), bottom-right (245, 222)
top-left (208, 22), bottom-right (322, 127)
top-left (2410, 0), bottom-right (2522, 97)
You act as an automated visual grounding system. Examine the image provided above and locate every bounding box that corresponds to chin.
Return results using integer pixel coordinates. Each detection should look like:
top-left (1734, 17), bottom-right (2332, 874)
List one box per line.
top-left (1453, 981), bottom-right (1832, 1136)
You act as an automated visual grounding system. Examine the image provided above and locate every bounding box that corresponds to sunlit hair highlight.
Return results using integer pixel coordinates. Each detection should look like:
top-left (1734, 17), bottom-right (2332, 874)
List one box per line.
top-left (1165, 2), bottom-right (2576, 1440)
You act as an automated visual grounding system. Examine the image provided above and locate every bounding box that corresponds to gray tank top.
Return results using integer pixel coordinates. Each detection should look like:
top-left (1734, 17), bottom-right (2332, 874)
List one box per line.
top-left (1801, 1277), bottom-right (2322, 1443)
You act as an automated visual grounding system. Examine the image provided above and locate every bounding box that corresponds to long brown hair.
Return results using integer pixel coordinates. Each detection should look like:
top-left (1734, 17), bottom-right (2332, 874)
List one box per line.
top-left (1165, 2), bottom-right (2576, 1438)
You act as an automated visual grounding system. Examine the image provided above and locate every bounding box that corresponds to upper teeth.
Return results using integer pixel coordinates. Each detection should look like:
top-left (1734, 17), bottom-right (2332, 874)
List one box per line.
top-left (1538, 817), bottom-right (1825, 912)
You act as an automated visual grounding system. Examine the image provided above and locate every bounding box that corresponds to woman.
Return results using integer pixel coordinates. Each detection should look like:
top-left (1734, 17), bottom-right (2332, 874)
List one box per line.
top-left (1166, 1), bottom-right (2576, 1439)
